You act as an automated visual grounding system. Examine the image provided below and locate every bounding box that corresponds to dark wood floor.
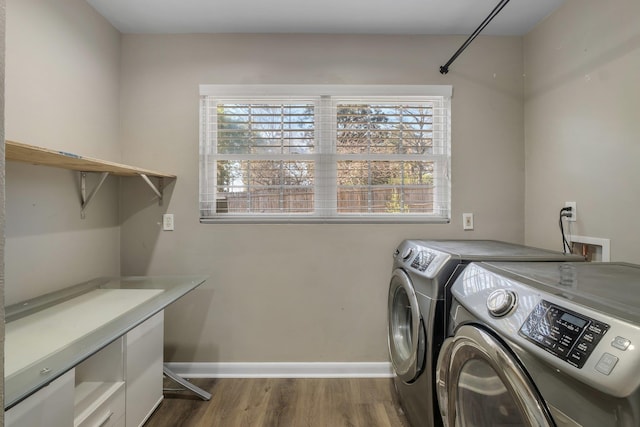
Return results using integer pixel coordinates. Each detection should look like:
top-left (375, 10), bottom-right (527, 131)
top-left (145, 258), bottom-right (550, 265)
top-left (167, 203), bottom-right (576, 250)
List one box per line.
top-left (145, 377), bottom-right (410, 427)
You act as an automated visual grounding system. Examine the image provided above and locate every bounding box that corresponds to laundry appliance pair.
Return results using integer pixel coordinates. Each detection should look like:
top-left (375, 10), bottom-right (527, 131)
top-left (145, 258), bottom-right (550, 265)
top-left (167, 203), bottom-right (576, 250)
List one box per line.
top-left (387, 240), bottom-right (584, 427)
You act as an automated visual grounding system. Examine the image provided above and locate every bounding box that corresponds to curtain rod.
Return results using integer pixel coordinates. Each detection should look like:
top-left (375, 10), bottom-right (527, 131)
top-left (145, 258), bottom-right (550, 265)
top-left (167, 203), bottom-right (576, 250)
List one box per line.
top-left (439, 0), bottom-right (511, 74)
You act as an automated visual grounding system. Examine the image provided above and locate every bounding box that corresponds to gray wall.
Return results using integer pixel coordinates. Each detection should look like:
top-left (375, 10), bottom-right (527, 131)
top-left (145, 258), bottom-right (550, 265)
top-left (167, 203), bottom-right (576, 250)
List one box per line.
top-left (523, 0), bottom-right (640, 261)
top-left (16, 0), bottom-right (635, 368)
top-left (4, 0), bottom-right (122, 304)
top-left (119, 34), bottom-right (525, 363)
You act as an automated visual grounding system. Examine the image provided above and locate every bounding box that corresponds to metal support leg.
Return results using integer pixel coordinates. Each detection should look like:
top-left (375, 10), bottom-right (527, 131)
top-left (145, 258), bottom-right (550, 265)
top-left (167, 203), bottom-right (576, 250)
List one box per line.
top-left (163, 364), bottom-right (212, 400)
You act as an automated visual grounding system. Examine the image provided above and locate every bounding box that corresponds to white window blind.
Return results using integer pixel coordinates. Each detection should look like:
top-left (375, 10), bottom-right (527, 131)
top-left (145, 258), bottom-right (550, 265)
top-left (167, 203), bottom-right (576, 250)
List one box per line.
top-left (199, 85), bottom-right (451, 223)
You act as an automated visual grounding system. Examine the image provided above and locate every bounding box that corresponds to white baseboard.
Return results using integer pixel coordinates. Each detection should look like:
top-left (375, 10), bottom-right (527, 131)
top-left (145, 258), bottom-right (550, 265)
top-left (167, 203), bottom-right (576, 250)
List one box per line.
top-left (164, 362), bottom-right (394, 379)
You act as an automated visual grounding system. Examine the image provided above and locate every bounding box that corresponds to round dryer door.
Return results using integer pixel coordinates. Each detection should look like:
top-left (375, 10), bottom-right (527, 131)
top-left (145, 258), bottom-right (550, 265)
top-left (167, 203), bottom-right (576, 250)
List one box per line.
top-left (388, 268), bottom-right (425, 383)
top-left (436, 325), bottom-right (555, 427)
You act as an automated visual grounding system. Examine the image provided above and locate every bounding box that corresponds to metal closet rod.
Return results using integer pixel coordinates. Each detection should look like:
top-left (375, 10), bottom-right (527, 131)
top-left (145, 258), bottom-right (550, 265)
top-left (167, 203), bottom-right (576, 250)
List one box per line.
top-left (439, 0), bottom-right (511, 74)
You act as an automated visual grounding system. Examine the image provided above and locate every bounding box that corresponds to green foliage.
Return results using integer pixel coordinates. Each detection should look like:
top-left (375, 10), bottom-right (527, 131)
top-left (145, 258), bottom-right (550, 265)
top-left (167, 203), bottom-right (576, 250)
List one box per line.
top-left (386, 189), bottom-right (407, 213)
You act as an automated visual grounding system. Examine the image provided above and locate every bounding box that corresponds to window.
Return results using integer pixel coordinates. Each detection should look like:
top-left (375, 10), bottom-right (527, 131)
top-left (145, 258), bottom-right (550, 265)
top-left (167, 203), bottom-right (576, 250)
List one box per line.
top-left (200, 85), bottom-right (451, 223)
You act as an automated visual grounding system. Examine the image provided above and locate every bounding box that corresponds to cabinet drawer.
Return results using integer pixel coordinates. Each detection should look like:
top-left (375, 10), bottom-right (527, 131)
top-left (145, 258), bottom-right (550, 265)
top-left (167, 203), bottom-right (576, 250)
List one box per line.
top-left (6, 370), bottom-right (75, 427)
top-left (75, 382), bottom-right (125, 427)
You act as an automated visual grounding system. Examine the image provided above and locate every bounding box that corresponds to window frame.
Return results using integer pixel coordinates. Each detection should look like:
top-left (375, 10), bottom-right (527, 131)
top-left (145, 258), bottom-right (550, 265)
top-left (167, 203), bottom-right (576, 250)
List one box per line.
top-left (199, 84), bottom-right (452, 224)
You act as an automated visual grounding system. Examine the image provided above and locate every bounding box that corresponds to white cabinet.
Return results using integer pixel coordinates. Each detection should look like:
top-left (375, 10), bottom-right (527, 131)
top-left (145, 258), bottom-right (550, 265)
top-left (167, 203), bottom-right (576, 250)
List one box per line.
top-left (6, 314), bottom-right (164, 427)
top-left (6, 370), bottom-right (75, 427)
top-left (125, 311), bottom-right (164, 427)
top-left (4, 275), bottom-right (207, 425)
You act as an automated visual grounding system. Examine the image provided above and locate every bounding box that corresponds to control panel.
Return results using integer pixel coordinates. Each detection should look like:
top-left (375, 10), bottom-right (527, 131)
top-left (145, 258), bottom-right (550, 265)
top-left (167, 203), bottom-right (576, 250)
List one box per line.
top-left (519, 300), bottom-right (609, 369)
top-left (393, 242), bottom-right (449, 278)
top-left (411, 250), bottom-right (436, 272)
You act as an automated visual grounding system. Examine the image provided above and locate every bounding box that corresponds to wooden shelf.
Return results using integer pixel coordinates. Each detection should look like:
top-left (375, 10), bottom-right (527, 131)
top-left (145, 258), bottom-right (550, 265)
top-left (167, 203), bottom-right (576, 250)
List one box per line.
top-left (5, 140), bottom-right (176, 179)
top-left (5, 140), bottom-right (176, 217)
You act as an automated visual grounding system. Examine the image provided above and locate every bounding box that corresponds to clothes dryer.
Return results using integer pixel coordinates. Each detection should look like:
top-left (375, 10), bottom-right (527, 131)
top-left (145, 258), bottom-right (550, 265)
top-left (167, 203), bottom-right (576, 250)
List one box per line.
top-left (437, 261), bottom-right (640, 427)
top-left (387, 240), bottom-right (583, 427)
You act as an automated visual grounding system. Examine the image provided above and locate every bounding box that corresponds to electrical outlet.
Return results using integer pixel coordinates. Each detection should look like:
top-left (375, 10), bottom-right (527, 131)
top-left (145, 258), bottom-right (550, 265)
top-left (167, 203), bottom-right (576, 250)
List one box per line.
top-left (463, 213), bottom-right (474, 230)
top-left (564, 202), bottom-right (577, 222)
top-left (163, 214), bottom-right (175, 231)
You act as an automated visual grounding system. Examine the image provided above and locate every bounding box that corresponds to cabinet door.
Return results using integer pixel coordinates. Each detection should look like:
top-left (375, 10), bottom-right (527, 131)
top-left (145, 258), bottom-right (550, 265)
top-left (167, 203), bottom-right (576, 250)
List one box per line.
top-left (125, 311), bottom-right (164, 427)
top-left (6, 370), bottom-right (75, 427)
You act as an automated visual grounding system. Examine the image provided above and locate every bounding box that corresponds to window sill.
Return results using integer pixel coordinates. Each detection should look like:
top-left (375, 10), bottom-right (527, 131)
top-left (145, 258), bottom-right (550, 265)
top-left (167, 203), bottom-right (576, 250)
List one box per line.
top-left (199, 215), bottom-right (451, 224)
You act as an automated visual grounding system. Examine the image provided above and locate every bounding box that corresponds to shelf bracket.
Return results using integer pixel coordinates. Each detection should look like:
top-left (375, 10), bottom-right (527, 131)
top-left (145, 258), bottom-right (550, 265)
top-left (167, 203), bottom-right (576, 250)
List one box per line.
top-left (139, 173), bottom-right (164, 205)
top-left (163, 364), bottom-right (212, 400)
top-left (80, 172), bottom-right (110, 219)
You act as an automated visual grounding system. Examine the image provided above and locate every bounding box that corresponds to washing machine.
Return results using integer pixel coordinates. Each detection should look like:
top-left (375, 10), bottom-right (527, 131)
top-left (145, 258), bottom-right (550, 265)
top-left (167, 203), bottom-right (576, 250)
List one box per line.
top-left (387, 240), bottom-right (583, 427)
top-left (436, 261), bottom-right (640, 427)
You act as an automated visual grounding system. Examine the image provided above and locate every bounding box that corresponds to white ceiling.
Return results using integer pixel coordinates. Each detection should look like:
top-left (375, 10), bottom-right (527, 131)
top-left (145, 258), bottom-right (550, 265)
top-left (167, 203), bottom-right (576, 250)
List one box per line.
top-left (86, 0), bottom-right (564, 36)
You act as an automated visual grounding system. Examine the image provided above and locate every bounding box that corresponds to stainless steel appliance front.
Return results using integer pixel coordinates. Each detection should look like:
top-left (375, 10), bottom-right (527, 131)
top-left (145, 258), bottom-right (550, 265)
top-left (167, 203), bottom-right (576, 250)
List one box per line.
top-left (437, 262), bottom-right (640, 427)
top-left (387, 240), bottom-right (583, 427)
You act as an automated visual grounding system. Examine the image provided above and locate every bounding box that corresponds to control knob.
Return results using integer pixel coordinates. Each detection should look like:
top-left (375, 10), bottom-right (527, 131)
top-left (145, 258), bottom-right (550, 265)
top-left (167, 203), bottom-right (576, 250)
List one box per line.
top-left (401, 247), bottom-right (414, 261)
top-left (487, 289), bottom-right (517, 317)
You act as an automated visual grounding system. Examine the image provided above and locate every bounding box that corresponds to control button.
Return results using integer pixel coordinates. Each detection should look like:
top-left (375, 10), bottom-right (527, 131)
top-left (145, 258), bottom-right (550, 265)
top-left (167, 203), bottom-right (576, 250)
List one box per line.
top-left (582, 332), bottom-right (595, 343)
top-left (595, 353), bottom-right (619, 375)
top-left (555, 344), bottom-right (569, 356)
top-left (611, 336), bottom-right (631, 351)
top-left (588, 322), bottom-right (608, 336)
top-left (568, 349), bottom-right (587, 363)
top-left (560, 336), bottom-right (573, 347)
top-left (559, 335), bottom-right (573, 347)
top-left (567, 349), bottom-right (588, 368)
top-left (575, 340), bottom-right (595, 354)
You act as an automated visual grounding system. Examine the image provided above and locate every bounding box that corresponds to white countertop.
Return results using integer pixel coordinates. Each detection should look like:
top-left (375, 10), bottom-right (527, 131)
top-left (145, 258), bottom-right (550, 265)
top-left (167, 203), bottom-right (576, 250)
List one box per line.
top-left (4, 275), bottom-right (208, 410)
top-left (5, 288), bottom-right (164, 376)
